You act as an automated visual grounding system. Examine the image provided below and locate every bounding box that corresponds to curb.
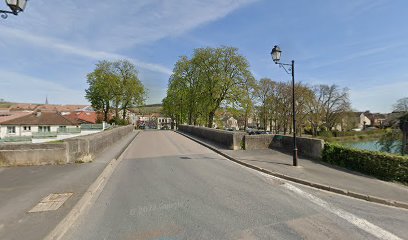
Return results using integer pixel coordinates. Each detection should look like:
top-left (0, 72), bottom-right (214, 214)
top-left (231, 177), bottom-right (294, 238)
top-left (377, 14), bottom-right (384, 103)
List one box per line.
top-left (176, 131), bottom-right (408, 210)
top-left (45, 131), bottom-right (140, 240)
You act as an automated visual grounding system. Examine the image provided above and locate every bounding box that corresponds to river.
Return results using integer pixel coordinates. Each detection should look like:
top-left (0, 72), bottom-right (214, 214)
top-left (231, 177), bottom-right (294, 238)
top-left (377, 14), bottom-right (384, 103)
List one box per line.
top-left (341, 140), bottom-right (402, 155)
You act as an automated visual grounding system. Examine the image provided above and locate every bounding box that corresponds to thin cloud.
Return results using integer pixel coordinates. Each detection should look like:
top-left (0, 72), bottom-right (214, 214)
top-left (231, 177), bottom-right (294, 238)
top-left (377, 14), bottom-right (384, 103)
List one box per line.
top-left (0, 26), bottom-right (173, 75)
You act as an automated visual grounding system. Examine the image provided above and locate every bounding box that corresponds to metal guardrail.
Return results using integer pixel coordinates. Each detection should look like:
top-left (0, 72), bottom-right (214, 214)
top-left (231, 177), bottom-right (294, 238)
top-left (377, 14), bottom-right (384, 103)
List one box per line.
top-left (81, 124), bottom-right (103, 130)
top-left (32, 132), bottom-right (58, 138)
top-left (57, 128), bottom-right (81, 134)
top-left (0, 136), bottom-right (32, 142)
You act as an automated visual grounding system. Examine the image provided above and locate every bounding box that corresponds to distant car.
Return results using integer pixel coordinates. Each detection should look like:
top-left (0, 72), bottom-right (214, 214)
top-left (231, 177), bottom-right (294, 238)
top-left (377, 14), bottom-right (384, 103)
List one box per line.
top-left (139, 125), bottom-right (146, 129)
top-left (161, 125), bottom-right (169, 130)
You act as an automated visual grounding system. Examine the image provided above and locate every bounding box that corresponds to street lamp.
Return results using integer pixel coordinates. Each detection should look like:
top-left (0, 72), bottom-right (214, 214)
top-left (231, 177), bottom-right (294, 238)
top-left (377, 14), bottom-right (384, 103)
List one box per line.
top-left (1, 0), bottom-right (28, 19)
top-left (271, 45), bottom-right (298, 166)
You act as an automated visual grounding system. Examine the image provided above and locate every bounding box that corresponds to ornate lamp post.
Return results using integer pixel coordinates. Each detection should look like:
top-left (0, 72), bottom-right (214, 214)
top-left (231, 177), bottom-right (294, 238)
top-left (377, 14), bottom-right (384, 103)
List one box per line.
top-left (271, 45), bottom-right (298, 166)
top-left (1, 0), bottom-right (28, 19)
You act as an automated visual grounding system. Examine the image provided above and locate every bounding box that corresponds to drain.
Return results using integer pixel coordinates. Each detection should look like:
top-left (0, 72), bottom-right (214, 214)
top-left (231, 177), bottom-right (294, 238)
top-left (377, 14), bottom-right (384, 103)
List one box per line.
top-left (180, 156), bottom-right (191, 159)
top-left (29, 193), bottom-right (73, 213)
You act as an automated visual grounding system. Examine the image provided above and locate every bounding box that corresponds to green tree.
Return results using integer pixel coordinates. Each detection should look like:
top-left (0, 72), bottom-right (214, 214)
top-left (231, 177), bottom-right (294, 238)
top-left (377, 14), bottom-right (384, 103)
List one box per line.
top-left (377, 129), bottom-right (403, 154)
top-left (192, 46), bottom-right (254, 127)
top-left (307, 84), bottom-right (351, 135)
top-left (163, 46), bottom-right (254, 128)
top-left (255, 78), bottom-right (275, 131)
top-left (112, 60), bottom-right (146, 121)
top-left (86, 60), bottom-right (146, 123)
top-left (86, 61), bottom-right (116, 121)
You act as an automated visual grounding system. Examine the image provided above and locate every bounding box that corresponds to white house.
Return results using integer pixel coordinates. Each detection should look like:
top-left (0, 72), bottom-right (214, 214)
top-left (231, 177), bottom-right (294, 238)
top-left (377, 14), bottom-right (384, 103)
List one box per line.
top-left (0, 111), bottom-right (79, 139)
top-left (157, 117), bottom-right (172, 129)
top-left (359, 112), bottom-right (372, 129)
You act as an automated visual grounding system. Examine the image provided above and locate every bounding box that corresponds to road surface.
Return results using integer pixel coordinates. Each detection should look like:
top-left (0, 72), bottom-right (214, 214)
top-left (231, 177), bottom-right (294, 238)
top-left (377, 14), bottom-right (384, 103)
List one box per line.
top-left (63, 131), bottom-right (407, 240)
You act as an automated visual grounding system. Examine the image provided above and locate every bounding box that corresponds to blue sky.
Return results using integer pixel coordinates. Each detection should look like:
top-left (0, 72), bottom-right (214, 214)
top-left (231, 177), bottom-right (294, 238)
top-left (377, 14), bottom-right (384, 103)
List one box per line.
top-left (0, 0), bottom-right (407, 113)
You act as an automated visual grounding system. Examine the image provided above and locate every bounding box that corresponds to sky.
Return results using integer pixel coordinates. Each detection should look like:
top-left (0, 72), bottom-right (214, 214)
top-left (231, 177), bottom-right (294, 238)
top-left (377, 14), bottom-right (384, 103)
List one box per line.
top-left (0, 0), bottom-right (407, 113)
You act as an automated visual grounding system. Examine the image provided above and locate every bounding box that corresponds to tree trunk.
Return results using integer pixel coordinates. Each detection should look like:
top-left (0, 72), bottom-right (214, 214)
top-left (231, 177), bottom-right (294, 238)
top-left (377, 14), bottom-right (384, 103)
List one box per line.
top-left (207, 111), bottom-right (215, 128)
top-left (104, 110), bottom-right (108, 122)
top-left (104, 103), bottom-right (110, 122)
top-left (244, 112), bottom-right (248, 131)
top-left (121, 104), bottom-right (128, 120)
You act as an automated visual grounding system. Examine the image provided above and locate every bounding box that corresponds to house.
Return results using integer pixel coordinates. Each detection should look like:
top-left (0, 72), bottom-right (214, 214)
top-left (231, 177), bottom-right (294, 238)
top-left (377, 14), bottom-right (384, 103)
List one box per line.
top-left (157, 117), bottom-right (172, 129)
top-left (65, 111), bottom-right (98, 124)
top-left (8, 103), bottom-right (38, 112)
top-left (359, 112), bottom-right (386, 128)
top-left (358, 112), bottom-right (372, 129)
top-left (0, 111), bottom-right (79, 139)
top-left (0, 111), bottom-right (32, 124)
top-left (223, 116), bottom-right (239, 130)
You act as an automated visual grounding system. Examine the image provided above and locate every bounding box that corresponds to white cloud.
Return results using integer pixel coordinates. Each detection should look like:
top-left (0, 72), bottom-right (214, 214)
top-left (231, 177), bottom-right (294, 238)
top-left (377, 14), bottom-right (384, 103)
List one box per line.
top-left (15, 0), bottom-right (257, 51)
top-left (0, 26), bottom-right (173, 75)
top-left (0, 0), bottom-right (256, 75)
top-left (0, 0), bottom-right (258, 104)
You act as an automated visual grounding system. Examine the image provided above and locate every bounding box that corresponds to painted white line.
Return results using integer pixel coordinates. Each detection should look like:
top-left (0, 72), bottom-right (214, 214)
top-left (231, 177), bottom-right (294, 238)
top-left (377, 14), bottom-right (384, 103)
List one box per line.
top-left (283, 183), bottom-right (402, 240)
top-left (222, 154), bottom-right (403, 240)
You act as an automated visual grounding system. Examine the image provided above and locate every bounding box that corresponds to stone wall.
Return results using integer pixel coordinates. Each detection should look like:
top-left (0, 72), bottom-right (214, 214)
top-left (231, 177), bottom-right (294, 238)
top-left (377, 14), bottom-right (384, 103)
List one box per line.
top-left (65, 125), bottom-right (133, 163)
top-left (0, 143), bottom-right (67, 166)
top-left (0, 125), bottom-right (134, 167)
top-left (244, 134), bottom-right (324, 159)
top-left (178, 125), bottom-right (245, 150)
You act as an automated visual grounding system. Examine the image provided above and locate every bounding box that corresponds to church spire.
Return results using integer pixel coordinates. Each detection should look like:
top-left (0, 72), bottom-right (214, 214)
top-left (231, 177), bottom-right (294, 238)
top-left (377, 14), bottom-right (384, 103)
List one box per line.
top-left (45, 96), bottom-right (49, 105)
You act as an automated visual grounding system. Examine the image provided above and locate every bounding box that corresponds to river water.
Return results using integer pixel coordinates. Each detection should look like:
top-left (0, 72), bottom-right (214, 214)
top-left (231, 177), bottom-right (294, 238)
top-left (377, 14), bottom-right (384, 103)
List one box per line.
top-left (341, 140), bottom-right (402, 155)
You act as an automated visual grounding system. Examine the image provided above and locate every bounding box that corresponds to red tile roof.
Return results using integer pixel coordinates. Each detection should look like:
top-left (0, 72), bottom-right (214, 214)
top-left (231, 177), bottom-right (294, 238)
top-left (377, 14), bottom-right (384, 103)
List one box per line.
top-left (0, 111), bottom-right (33, 124)
top-left (8, 104), bottom-right (89, 112)
top-left (65, 111), bottom-right (98, 124)
top-left (0, 111), bottom-right (78, 126)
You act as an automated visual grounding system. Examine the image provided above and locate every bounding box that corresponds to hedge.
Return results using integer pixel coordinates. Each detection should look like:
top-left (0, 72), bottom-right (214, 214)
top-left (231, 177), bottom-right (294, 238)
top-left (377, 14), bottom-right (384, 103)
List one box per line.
top-left (322, 143), bottom-right (408, 183)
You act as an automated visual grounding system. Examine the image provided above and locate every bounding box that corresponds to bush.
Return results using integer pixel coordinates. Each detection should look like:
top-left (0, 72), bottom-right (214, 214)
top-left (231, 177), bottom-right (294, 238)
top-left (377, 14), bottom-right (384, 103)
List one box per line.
top-left (319, 130), bottom-right (333, 138)
top-left (322, 143), bottom-right (408, 183)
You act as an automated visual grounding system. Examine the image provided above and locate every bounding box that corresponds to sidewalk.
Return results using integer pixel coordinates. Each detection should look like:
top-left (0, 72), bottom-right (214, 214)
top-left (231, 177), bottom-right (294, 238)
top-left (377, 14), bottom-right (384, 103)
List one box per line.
top-left (178, 131), bottom-right (408, 208)
top-left (0, 131), bottom-right (139, 240)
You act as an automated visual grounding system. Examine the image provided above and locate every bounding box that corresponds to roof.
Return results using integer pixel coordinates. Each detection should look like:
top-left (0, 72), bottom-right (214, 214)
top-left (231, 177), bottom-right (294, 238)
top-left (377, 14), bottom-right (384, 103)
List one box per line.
top-left (65, 111), bottom-right (98, 124)
top-left (9, 104), bottom-right (38, 111)
top-left (8, 104), bottom-right (90, 112)
top-left (0, 111), bottom-right (33, 124)
top-left (0, 111), bottom-right (78, 126)
top-left (36, 104), bottom-right (89, 112)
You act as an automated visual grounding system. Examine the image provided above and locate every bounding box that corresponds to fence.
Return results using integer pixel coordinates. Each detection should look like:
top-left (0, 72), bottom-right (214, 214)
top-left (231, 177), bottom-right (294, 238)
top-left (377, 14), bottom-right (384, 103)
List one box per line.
top-left (81, 124), bottom-right (103, 130)
top-left (32, 132), bottom-right (58, 139)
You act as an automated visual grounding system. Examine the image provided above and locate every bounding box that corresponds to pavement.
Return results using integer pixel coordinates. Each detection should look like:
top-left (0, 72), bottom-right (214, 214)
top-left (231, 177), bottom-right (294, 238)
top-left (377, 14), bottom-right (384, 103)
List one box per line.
top-left (63, 131), bottom-right (407, 240)
top-left (0, 131), bottom-right (139, 240)
top-left (178, 131), bottom-right (408, 208)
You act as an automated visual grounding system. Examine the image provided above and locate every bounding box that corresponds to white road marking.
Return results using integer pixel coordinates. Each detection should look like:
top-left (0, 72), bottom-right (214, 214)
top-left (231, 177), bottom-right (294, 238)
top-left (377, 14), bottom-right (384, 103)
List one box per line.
top-left (226, 158), bottom-right (403, 240)
top-left (270, 174), bottom-right (402, 240)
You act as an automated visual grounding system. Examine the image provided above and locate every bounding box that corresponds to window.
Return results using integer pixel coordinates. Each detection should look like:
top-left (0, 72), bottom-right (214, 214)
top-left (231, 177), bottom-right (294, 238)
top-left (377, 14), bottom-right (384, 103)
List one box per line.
top-left (39, 126), bottom-right (51, 132)
top-left (7, 126), bottom-right (16, 134)
top-left (59, 126), bottom-right (67, 132)
top-left (23, 126), bottom-right (31, 131)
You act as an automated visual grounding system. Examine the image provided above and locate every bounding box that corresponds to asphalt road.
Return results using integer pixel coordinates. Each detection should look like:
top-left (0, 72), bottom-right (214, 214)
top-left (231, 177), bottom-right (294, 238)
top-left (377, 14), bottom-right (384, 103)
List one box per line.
top-left (63, 131), bottom-right (407, 240)
top-left (0, 132), bottom-right (137, 240)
